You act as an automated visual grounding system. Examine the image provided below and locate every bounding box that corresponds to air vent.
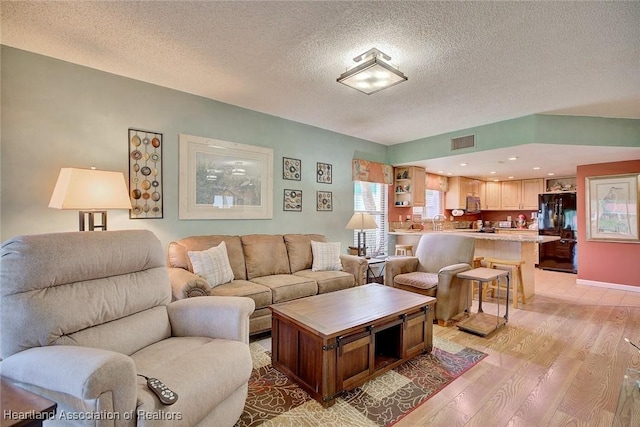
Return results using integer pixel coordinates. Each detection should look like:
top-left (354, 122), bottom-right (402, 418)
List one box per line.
top-left (451, 135), bottom-right (475, 150)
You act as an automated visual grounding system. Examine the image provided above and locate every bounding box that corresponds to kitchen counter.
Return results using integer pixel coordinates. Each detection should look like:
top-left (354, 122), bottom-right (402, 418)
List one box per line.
top-left (389, 230), bottom-right (559, 300)
top-left (388, 230), bottom-right (560, 244)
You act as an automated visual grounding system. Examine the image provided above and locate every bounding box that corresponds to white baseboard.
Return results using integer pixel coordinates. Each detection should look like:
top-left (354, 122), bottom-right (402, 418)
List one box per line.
top-left (576, 278), bottom-right (640, 293)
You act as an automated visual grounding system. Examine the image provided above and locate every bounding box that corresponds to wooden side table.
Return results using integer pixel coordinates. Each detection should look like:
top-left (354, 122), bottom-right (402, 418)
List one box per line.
top-left (456, 267), bottom-right (510, 337)
top-left (1, 379), bottom-right (57, 427)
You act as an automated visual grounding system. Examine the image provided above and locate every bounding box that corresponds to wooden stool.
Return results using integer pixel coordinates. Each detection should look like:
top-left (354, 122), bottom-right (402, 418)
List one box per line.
top-left (484, 258), bottom-right (526, 309)
top-left (395, 244), bottom-right (414, 256)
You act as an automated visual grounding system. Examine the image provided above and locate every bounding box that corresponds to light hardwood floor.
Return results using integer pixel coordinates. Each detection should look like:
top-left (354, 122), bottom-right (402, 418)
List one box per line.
top-left (395, 269), bottom-right (640, 427)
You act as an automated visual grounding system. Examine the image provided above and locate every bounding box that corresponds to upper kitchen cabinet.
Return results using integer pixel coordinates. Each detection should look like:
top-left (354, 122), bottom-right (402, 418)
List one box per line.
top-left (501, 179), bottom-right (544, 210)
top-left (393, 166), bottom-right (426, 208)
top-left (483, 181), bottom-right (501, 210)
top-left (445, 176), bottom-right (483, 210)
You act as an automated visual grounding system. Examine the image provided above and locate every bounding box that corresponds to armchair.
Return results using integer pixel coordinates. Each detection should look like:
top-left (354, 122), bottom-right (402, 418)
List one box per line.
top-left (385, 233), bottom-right (475, 326)
top-left (0, 230), bottom-right (255, 427)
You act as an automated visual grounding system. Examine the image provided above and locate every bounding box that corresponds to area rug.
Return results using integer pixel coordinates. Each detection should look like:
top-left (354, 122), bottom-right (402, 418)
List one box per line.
top-left (236, 337), bottom-right (486, 427)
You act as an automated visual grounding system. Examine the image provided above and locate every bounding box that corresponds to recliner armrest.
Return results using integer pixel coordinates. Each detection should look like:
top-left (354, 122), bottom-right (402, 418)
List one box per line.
top-left (167, 296), bottom-right (255, 344)
top-left (167, 267), bottom-right (212, 299)
top-left (0, 346), bottom-right (137, 414)
top-left (385, 257), bottom-right (420, 287)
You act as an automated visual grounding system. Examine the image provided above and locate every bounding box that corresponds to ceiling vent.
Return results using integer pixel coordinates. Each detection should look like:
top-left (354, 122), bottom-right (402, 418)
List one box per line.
top-left (451, 135), bottom-right (475, 150)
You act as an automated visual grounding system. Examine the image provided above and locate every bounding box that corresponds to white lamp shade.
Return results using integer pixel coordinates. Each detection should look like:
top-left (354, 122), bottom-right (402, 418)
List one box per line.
top-left (345, 212), bottom-right (378, 231)
top-left (49, 168), bottom-right (132, 210)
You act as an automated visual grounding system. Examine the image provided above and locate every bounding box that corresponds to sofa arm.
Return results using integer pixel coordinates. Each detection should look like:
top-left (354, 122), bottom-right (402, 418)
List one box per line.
top-left (167, 267), bottom-right (212, 299)
top-left (0, 346), bottom-right (137, 419)
top-left (340, 254), bottom-right (368, 285)
top-left (385, 257), bottom-right (419, 287)
top-left (167, 296), bottom-right (255, 344)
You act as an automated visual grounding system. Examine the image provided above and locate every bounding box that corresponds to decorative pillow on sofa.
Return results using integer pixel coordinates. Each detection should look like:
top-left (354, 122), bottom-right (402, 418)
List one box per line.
top-left (310, 241), bottom-right (343, 271)
top-left (187, 241), bottom-right (234, 287)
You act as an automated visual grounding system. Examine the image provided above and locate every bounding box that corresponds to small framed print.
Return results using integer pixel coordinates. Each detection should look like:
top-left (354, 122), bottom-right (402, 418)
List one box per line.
top-left (283, 157), bottom-right (301, 181)
top-left (317, 191), bottom-right (332, 211)
top-left (317, 162), bottom-right (332, 184)
top-left (284, 189), bottom-right (302, 212)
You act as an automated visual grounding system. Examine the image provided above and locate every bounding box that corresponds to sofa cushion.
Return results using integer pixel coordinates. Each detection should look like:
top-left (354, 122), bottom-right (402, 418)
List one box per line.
top-left (209, 280), bottom-right (272, 310)
top-left (241, 235), bottom-right (291, 280)
top-left (394, 272), bottom-right (439, 290)
top-left (168, 235), bottom-right (247, 280)
top-left (131, 336), bottom-right (252, 425)
top-left (310, 241), bottom-right (343, 271)
top-left (293, 270), bottom-right (355, 294)
top-left (284, 234), bottom-right (327, 273)
top-left (250, 274), bottom-right (317, 303)
top-left (188, 241), bottom-right (234, 287)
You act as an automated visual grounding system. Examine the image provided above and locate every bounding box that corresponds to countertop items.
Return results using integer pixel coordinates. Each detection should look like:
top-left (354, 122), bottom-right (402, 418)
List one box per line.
top-left (388, 230), bottom-right (560, 244)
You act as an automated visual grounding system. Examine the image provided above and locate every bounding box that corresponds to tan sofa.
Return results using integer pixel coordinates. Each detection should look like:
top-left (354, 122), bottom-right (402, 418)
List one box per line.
top-left (167, 234), bottom-right (368, 335)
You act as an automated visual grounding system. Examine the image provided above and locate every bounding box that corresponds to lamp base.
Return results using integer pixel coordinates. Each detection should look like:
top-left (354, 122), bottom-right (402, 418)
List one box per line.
top-left (357, 231), bottom-right (367, 257)
top-left (79, 211), bottom-right (107, 231)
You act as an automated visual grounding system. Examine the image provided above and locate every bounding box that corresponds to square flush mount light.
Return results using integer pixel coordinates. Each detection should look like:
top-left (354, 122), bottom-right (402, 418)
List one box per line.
top-left (337, 48), bottom-right (407, 95)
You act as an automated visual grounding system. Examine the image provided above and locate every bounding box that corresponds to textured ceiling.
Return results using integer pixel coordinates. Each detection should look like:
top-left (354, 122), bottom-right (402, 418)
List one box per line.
top-left (2, 1), bottom-right (639, 148)
top-left (2, 1), bottom-right (640, 183)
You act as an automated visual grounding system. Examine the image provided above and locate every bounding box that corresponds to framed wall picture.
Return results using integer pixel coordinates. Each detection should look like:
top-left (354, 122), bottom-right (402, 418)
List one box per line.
top-left (283, 157), bottom-right (301, 181)
top-left (317, 162), bottom-right (332, 184)
top-left (585, 173), bottom-right (639, 242)
top-left (317, 191), bottom-right (332, 211)
top-left (128, 128), bottom-right (163, 218)
top-left (283, 189), bottom-right (302, 212)
top-left (178, 134), bottom-right (273, 219)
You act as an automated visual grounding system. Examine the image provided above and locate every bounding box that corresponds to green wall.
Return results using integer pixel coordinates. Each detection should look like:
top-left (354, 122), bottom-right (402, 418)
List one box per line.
top-left (388, 114), bottom-right (640, 165)
top-left (0, 46), bottom-right (387, 249)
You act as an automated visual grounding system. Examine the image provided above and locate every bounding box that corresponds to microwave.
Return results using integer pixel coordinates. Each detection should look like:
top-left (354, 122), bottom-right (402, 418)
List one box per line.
top-left (466, 196), bottom-right (481, 214)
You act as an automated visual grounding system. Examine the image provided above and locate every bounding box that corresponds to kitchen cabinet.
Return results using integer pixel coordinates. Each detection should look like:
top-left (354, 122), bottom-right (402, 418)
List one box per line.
top-left (483, 181), bottom-right (501, 210)
top-left (445, 176), bottom-right (482, 210)
top-left (393, 166), bottom-right (426, 208)
top-left (501, 179), bottom-right (543, 210)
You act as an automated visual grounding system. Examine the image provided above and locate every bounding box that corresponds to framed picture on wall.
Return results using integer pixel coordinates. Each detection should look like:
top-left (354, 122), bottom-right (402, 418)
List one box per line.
top-left (586, 173), bottom-right (639, 242)
top-left (317, 191), bottom-right (332, 211)
top-left (283, 157), bottom-right (301, 181)
top-left (129, 128), bottom-right (163, 219)
top-left (284, 189), bottom-right (302, 211)
top-left (178, 134), bottom-right (273, 219)
top-left (317, 162), bottom-right (332, 184)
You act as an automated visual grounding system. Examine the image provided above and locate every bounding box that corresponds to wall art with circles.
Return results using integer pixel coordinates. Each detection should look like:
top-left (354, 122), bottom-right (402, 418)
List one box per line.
top-left (284, 189), bottom-right (302, 212)
top-left (283, 157), bottom-right (301, 181)
top-left (316, 162), bottom-right (332, 184)
top-left (129, 128), bottom-right (163, 219)
top-left (317, 191), bottom-right (332, 211)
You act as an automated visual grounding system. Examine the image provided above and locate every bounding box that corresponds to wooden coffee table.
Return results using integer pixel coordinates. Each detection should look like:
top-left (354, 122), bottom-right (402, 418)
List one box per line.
top-left (270, 283), bottom-right (435, 407)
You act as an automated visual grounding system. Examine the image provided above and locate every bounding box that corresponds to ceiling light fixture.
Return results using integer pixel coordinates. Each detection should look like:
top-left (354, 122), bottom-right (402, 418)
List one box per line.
top-left (337, 48), bottom-right (407, 95)
top-left (508, 156), bottom-right (518, 161)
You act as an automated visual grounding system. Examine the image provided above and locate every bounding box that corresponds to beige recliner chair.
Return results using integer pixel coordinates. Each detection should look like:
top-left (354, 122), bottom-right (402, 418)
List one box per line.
top-left (0, 230), bottom-right (254, 427)
top-left (385, 233), bottom-right (475, 326)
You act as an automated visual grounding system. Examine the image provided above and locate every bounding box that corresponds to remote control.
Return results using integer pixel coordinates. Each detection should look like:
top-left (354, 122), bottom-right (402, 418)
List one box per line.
top-left (146, 377), bottom-right (178, 405)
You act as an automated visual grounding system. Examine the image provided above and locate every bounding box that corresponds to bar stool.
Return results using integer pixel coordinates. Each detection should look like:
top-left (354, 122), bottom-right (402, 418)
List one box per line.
top-left (395, 244), bottom-right (414, 256)
top-left (484, 258), bottom-right (526, 309)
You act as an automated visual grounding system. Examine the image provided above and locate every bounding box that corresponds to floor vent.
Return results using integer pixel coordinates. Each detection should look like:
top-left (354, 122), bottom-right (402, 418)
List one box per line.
top-left (451, 135), bottom-right (475, 150)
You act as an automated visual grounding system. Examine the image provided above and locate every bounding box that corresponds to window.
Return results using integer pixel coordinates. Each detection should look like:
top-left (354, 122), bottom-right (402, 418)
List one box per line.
top-left (353, 181), bottom-right (388, 257)
top-left (413, 190), bottom-right (444, 219)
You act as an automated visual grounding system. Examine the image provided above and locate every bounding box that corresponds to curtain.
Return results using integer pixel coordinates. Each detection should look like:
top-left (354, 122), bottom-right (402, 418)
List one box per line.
top-left (352, 159), bottom-right (393, 185)
top-left (426, 173), bottom-right (448, 192)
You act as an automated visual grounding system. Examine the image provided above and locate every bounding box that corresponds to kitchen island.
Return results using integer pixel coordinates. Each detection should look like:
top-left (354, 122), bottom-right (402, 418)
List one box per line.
top-left (389, 230), bottom-right (560, 299)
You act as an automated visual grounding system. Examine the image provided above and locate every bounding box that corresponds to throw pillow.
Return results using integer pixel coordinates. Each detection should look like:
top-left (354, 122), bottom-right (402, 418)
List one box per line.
top-left (187, 241), bottom-right (234, 287)
top-left (310, 241), bottom-right (343, 271)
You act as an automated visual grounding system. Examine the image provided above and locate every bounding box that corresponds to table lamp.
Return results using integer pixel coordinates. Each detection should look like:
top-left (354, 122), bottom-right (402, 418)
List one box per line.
top-left (49, 167), bottom-right (132, 231)
top-left (345, 212), bottom-right (378, 257)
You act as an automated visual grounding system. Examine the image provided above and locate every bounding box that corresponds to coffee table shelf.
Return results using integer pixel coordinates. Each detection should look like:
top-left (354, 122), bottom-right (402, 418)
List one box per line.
top-left (270, 284), bottom-right (435, 407)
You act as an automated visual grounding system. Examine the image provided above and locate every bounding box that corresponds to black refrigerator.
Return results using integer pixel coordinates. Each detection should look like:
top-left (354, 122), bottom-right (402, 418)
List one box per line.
top-left (538, 193), bottom-right (578, 273)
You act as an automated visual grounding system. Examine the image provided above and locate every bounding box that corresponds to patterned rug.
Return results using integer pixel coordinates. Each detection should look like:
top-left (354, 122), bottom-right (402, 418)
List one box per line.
top-left (236, 337), bottom-right (486, 426)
